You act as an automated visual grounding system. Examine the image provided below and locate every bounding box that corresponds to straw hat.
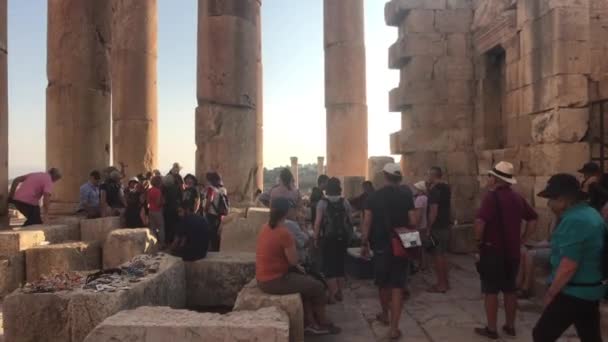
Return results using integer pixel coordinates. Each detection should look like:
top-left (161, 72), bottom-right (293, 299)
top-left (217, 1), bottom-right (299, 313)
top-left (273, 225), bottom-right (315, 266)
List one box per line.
top-left (488, 161), bottom-right (517, 184)
top-left (414, 181), bottom-right (427, 192)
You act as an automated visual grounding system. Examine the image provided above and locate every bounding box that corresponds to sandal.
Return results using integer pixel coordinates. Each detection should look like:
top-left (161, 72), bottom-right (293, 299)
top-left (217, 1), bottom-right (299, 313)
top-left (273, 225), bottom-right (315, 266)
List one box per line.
top-left (375, 313), bottom-right (389, 326)
top-left (474, 327), bottom-right (499, 340)
top-left (390, 329), bottom-right (402, 340)
top-left (304, 325), bottom-right (330, 336)
top-left (502, 325), bottom-right (516, 337)
top-left (426, 285), bottom-right (447, 294)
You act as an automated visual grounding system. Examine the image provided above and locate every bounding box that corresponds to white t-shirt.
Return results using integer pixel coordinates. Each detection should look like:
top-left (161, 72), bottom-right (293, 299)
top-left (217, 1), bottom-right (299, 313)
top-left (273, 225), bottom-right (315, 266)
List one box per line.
top-left (414, 194), bottom-right (428, 230)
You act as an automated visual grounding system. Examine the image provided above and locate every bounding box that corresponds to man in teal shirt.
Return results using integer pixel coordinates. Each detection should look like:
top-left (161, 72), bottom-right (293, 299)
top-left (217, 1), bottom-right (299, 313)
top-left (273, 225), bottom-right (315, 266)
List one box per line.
top-left (534, 174), bottom-right (606, 342)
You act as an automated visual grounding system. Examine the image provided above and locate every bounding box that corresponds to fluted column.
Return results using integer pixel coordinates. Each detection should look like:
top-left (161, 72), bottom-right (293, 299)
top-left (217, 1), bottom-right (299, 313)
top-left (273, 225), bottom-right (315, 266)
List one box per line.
top-left (46, 0), bottom-right (112, 210)
top-left (324, 0), bottom-right (368, 178)
top-left (0, 0), bottom-right (7, 227)
top-left (195, 0), bottom-right (263, 203)
top-left (111, 0), bottom-right (158, 177)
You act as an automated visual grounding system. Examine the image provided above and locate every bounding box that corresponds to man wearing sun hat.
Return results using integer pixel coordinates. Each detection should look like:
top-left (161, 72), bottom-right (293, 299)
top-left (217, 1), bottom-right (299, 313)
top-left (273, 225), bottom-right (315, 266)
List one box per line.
top-left (474, 161), bottom-right (538, 339)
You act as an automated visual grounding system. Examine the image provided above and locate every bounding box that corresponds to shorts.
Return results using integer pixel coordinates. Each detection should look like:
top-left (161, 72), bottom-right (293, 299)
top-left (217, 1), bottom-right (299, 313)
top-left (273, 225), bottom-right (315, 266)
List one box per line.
top-left (373, 250), bottom-right (410, 289)
top-left (321, 237), bottom-right (347, 278)
top-left (478, 254), bottom-right (519, 294)
top-left (430, 228), bottom-right (450, 254)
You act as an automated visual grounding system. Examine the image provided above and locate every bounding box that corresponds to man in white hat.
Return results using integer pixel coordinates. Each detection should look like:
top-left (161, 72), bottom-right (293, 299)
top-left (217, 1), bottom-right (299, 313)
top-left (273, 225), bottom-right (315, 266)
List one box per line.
top-left (361, 163), bottom-right (417, 340)
top-left (474, 161), bottom-right (538, 339)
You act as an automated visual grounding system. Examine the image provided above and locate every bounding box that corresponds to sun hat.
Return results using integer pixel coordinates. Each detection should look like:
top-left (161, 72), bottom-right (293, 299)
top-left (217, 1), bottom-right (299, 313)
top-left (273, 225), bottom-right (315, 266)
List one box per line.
top-left (383, 163), bottom-right (402, 177)
top-left (537, 174), bottom-right (582, 199)
top-left (488, 161), bottom-right (517, 185)
top-left (128, 177), bottom-right (140, 184)
top-left (414, 181), bottom-right (427, 192)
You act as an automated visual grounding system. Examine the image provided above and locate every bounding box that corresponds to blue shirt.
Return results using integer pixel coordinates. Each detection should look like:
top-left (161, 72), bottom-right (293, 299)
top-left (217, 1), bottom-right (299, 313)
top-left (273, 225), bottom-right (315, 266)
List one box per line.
top-left (550, 203), bottom-right (606, 301)
top-left (79, 182), bottom-right (100, 210)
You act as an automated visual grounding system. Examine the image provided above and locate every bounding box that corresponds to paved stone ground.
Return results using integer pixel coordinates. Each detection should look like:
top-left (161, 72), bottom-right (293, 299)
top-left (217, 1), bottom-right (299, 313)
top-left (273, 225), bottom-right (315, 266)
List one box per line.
top-left (309, 254), bottom-right (585, 342)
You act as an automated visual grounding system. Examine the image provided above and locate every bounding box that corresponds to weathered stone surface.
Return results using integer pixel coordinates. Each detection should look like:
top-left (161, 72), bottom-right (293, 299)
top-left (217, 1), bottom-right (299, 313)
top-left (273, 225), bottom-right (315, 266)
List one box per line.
top-left (25, 241), bottom-right (101, 282)
top-left (80, 217), bottom-right (121, 243)
top-left (84, 306), bottom-right (290, 342)
top-left (326, 104), bottom-right (368, 178)
top-left (0, 230), bottom-right (45, 258)
top-left (520, 74), bottom-right (589, 115)
top-left (368, 156), bottom-right (395, 189)
top-left (0, 253), bottom-right (24, 298)
top-left (400, 9), bottom-right (435, 34)
top-left (234, 280), bottom-right (304, 342)
top-left (3, 254), bottom-right (185, 342)
top-left (343, 176), bottom-right (366, 200)
top-left (24, 223), bottom-right (80, 243)
top-left (531, 108), bottom-right (589, 144)
top-left (221, 208), bottom-right (268, 253)
top-left (435, 9), bottom-right (473, 33)
top-left (529, 142), bottom-right (590, 176)
top-left (112, 0), bottom-right (158, 176)
top-left (185, 252), bottom-right (255, 308)
top-left (102, 228), bottom-right (158, 269)
top-left (389, 34), bottom-right (446, 69)
top-left (46, 0), bottom-right (111, 207)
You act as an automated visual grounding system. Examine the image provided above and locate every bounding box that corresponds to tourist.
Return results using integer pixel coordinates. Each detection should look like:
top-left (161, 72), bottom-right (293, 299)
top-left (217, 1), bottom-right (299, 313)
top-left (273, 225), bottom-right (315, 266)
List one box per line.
top-left (256, 197), bottom-right (340, 336)
top-left (426, 166), bottom-right (452, 293)
top-left (147, 175), bottom-right (165, 244)
top-left (162, 162), bottom-right (184, 244)
top-left (182, 174), bottom-right (201, 214)
top-left (202, 171), bottom-right (228, 252)
top-left (310, 175), bottom-right (330, 224)
top-left (100, 169), bottom-right (126, 217)
top-left (270, 168), bottom-right (302, 221)
top-left (413, 181), bottom-right (429, 271)
top-left (8, 168), bottom-right (62, 226)
top-left (578, 162), bottom-right (608, 212)
top-left (78, 170), bottom-right (102, 219)
top-left (532, 174), bottom-right (606, 342)
top-left (349, 181), bottom-right (375, 214)
top-left (124, 177), bottom-right (145, 228)
top-left (473, 161), bottom-right (538, 339)
top-left (313, 177), bottom-right (353, 303)
top-left (170, 200), bottom-right (209, 262)
top-left (361, 163), bottom-right (417, 340)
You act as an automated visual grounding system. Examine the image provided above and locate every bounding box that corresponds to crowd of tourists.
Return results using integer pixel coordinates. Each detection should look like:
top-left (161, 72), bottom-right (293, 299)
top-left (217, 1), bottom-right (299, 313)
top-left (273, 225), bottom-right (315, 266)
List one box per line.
top-left (9, 162), bottom-right (230, 262)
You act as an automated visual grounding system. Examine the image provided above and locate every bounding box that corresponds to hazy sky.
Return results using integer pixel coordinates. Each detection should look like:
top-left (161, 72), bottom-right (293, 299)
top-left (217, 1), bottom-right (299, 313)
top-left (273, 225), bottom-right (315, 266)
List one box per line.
top-left (7, 1), bottom-right (399, 177)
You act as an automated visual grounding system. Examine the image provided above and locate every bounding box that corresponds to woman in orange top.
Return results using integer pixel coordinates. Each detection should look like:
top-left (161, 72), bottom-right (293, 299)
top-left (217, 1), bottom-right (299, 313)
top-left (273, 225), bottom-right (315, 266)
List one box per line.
top-left (256, 198), bottom-right (340, 336)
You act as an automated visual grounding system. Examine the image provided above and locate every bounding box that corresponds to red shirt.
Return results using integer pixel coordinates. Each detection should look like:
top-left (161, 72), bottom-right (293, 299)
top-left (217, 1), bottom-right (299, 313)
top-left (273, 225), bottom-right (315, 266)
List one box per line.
top-left (256, 224), bottom-right (295, 282)
top-left (147, 187), bottom-right (162, 212)
top-left (476, 186), bottom-right (538, 259)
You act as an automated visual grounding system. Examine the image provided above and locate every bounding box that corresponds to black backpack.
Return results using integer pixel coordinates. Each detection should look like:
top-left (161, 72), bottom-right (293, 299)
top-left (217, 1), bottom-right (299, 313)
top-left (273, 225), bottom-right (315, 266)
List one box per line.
top-left (212, 192), bottom-right (230, 217)
top-left (321, 199), bottom-right (352, 241)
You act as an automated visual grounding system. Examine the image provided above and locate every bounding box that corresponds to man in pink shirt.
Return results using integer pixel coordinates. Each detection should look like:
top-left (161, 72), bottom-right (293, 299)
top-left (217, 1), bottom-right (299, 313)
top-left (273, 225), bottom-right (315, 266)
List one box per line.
top-left (8, 168), bottom-right (62, 226)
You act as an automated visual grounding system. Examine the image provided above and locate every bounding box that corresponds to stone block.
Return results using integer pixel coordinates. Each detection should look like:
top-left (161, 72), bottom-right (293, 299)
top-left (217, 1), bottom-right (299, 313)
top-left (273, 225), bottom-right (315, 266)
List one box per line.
top-left (504, 89), bottom-right (521, 118)
top-left (435, 9), bottom-right (473, 33)
top-left (534, 176), bottom-right (552, 210)
top-left (442, 151), bottom-right (477, 176)
top-left (185, 252), bottom-right (255, 308)
top-left (447, 80), bottom-right (474, 104)
top-left (3, 253), bottom-right (186, 342)
top-left (517, 0), bottom-right (590, 31)
top-left (531, 108), bottom-right (589, 144)
top-left (24, 223), bottom-right (80, 244)
top-left (447, 33), bottom-right (472, 57)
top-left (513, 176), bottom-right (536, 205)
top-left (0, 229), bottom-right (45, 258)
top-left (520, 75), bottom-right (588, 115)
top-left (449, 224), bottom-right (476, 253)
top-left (80, 216), bottom-right (122, 243)
top-left (84, 306), bottom-right (290, 342)
top-left (529, 142), bottom-right (590, 176)
top-left (400, 57), bottom-right (436, 83)
top-left (103, 229), bottom-right (158, 269)
top-left (368, 156), bottom-right (395, 189)
top-left (234, 280), bottom-right (303, 342)
top-left (221, 208), bottom-right (269, 253)
top-left (435, 56), bottom-right (474, 80)
top-left (400, 9), bottom-right (435, 34)
top-left (396, 0), bottom-right (448, 10)
top-left (343, 176), bottom-right (366, 199)
top-left (389, 80), bottom-right (448, 111)
top-left (389, 33), bottom-right (445, 69)
top-left (25, 241), bottom-right (101, 282)
top-left (447, 0), bottom-right (472, 9)
top-left (324, 44), bottom-right (367, 106)
top-left (0, 253), bottom-right (24, 298)
top-left (505, 61), bottom-right (520, 92)
top-left (401, 151), bottom-right (438, 178)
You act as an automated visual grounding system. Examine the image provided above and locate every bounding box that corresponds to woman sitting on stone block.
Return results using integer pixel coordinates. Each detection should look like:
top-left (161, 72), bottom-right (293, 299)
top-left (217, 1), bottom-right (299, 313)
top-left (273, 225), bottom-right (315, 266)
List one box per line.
top-left (256, 197), bottom-right (341, 337)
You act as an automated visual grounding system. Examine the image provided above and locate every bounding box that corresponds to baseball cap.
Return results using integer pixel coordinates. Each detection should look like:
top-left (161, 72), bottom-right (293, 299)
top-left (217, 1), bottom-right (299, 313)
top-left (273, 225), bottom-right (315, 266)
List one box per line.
top-left (383, 163), bottom-right (402, 177)
top-left (537, 174), bottom-right (582, 199)
top-left (578, 162), bottom-right (601, 174)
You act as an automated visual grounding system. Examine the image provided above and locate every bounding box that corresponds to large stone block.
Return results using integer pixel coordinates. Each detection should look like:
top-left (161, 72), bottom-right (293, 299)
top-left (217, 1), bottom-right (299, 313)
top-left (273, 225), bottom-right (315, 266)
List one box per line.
top-left (447, 33), bottom-right (472, 57)
top-left (389, 80), bottom-right (448, 111)
top-left (435, 9), bottom-right (473, 33)
top-left (389, 33), bottom-right (446, 69)
top-left (80, 217), bottom-right (121, 243)
top-left (531, 108), bottom-right (589, 144)
top-left (400, 9), bottom-right (435, 34)
top-left (434, 56), bottom-right (474, 80)
top-left (24, 223), bottom-right (80, 244)
top-left (103, 229), bottom-right (158, 269)
top-left (84, 306), bottom-right (290, 342)
top-left (0, 229), bottom-right (45, 258)
top-left (0, 253), bottom-right (24, 298)
top-left (520, 74), bottom-right (588, 115)
top-left (185, 252), bottom-right (255, 308)
top-left (25, 241), bottom-right (101, 282)
top-left (400, 57), bottom-right (436, 83)
top-left (529, 142), bottom-right (590, 176)
top-left (442, 151), bottom-right (477, 176)
top-left (517, 0), bottom-right (590, 30)
top-left (3, 254), bottom-right (186, 342)
top-left (234, 280), bottom-right (304, 342)
top-left (221, 208), bottom-right (269, 253)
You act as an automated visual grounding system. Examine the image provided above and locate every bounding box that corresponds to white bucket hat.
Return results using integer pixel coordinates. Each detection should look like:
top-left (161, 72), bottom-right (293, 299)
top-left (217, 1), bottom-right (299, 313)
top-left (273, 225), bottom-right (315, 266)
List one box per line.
top-left (488, 161), bottom-right (517, 185)
top-left (383, 163), bottom-right (402, 177)
top-left (414, 181), bottom-right (427, 192)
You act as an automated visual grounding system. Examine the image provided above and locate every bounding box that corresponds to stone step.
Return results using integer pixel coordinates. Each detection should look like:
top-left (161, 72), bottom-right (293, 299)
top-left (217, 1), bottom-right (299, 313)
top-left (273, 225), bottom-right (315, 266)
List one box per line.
top-left (0, 253), bottom-right (24, 298)
top-left (84, 306), bottom-right (289, 342)
top-left (80, 217), bottom-right (122, 244)
top-left (25, 241), bottom-right (101, 283)
top-left (102, 228), bottom-right (157, 269)
top-left (220, 207), bottom-right (269, 253)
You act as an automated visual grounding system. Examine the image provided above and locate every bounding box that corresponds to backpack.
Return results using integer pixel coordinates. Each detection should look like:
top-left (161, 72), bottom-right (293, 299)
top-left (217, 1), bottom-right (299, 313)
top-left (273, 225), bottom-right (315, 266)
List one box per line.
top-left (321, 198), bottom-right (352, 241)
top-left (212, 191), bottom-right (230, 217)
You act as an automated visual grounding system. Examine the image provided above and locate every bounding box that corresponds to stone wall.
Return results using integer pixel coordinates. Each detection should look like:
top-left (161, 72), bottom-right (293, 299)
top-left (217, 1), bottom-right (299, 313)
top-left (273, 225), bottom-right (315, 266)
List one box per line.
top-left (386, 0), bottom-right (602, 240)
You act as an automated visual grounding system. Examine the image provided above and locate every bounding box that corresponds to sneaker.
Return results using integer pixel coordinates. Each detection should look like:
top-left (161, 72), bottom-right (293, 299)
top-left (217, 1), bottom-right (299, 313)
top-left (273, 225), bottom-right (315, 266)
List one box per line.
top-left (474, 327), bottom-right (499, 340)
top-left (304, 326), bottom-right (330, 336)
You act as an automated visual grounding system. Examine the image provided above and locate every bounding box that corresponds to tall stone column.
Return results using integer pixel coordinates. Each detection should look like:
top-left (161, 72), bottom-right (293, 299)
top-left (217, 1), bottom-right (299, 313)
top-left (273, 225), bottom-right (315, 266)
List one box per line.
top-left (111, 0), bottom-right (158, 177)
top-left (0, 0), bottom-right (7, 227)
top-left (324, 0), bottom-right (368, 178)
top-left (290, 157), bottom-right (299, 189)
top-left (46, 0), bottom-right (112, 210)
top-left (317, 156), bottom-right (325, 176)
top-left (196, 0), bottom-right (262, 203)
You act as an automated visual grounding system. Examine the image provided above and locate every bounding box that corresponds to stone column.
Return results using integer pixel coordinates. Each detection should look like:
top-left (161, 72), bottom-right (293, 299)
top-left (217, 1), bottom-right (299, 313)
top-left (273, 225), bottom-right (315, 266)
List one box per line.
top-left (324, 0), bottom-right (368, 178)
top-left (290, 157), bottom-right (299, 189)
top-left (0, 0), bottom-right (7, 227)
top-left (111, 0), bottom-right (158, 177)
top-left (196, 0), bottom-right (262, 203)
top-left (317, 156), bottom-right (325, 176)
top-left (46, 0), bottom-right (112, 211)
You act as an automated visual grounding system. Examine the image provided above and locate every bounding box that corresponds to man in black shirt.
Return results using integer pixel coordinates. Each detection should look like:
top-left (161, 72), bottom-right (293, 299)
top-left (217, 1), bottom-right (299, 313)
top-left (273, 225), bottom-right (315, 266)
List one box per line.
top-left (361, 163), bottom-right (416, 340)
top-left (170, 201), bottom-right (209, 262)
top-left (578, 162), bottom-right (608, 212)
top-left (427, 166), bottom-right (452, 293)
